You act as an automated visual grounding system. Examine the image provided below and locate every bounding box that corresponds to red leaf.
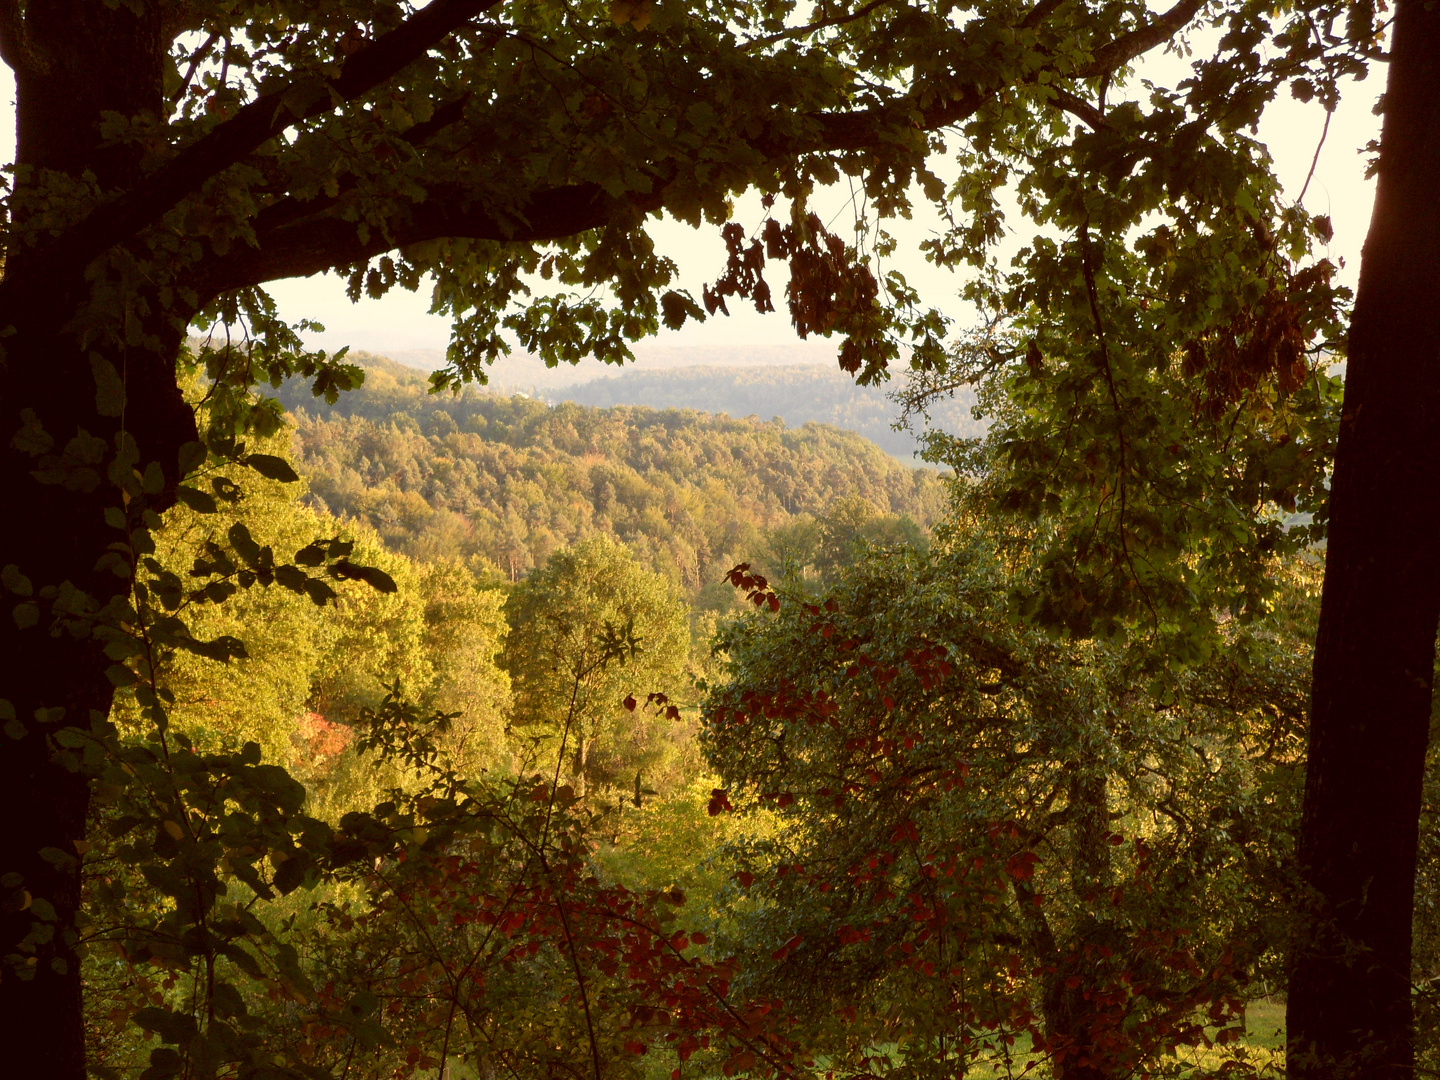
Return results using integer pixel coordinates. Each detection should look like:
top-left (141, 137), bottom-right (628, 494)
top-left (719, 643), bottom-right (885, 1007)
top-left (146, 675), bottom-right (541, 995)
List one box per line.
top-left (1006, 851), bottom-right (1039, 880)
top-left (623, 694), bottom-right (637, 712)
top-left (708, 788), bottom-right (733, 816)
top-left (890, 820), bottom-right (920, 843)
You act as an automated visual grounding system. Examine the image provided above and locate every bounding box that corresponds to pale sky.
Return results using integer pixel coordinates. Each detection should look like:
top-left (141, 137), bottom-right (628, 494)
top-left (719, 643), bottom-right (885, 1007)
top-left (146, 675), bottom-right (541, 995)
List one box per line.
top-left (0, 42), bottom-right (1384, 362)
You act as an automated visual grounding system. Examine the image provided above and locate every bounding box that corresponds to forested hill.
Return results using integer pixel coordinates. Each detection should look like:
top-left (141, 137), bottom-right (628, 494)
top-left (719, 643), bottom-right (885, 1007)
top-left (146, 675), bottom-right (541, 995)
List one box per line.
top-left (271, 355), bottom-right (949, 588)
top-left (554, 363), bottom-right (982, 460)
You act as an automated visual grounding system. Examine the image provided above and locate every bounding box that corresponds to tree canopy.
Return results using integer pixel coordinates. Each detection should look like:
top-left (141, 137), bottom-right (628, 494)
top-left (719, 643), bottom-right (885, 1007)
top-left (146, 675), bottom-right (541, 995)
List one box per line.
top-left (0, 0), bottom-right (1430, 1077)
top-left (273, 355), bottom-right (947, 585)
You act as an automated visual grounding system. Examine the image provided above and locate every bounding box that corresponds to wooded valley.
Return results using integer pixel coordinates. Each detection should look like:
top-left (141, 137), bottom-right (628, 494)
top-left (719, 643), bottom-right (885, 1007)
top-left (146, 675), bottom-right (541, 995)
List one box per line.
top-left (2, 1), bottom-right (1439, 1079)
top-left (67, 357), bottom-right (1439, 1079)
top-left (270, 356), bottom-right (947, 587)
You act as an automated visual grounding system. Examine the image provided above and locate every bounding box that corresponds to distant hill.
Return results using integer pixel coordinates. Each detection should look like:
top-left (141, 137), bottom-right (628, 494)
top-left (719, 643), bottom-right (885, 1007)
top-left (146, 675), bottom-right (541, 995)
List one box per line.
top-left (269, 356), bottom-right (950, 590)
top-left (382, 342), bottom-right (840, 388)
top-left (371, 345), bottom-right (982, 460)
top-left (551, 364), bottom-right (981, 461)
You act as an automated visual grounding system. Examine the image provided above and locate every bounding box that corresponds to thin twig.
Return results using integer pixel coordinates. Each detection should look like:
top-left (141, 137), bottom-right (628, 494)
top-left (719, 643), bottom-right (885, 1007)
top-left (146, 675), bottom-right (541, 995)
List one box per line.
top-left (171, 33), bottom-right (220, 109)
top-left (742, 0), bottom-right (897, 51)
top-left (1297, 106), bottom-right (1333, 207)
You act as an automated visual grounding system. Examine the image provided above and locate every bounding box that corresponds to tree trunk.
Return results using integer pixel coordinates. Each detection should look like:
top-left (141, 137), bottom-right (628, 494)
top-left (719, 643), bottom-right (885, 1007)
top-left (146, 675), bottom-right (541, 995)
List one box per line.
top-left (1016, 773), bottom-right (1116, 1080)
top-left (0, 6), bottom-right (192, 1077)
top-left (1287, 4), bottom-right (1440, 1077)
top-left (0, 315), bottom-right (194, 1079)
top-left (574, 732), bottom-right (589, 797)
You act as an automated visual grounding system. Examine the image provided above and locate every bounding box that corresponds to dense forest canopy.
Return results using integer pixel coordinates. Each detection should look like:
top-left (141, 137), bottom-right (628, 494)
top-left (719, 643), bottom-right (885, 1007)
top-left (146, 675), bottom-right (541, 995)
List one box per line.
top-left (1, 0), bottom-right (1437, 1078)
top-left (62, 359), bottom-right (1439, 1080)
top-left (272, 355), bottom-right (948, 587)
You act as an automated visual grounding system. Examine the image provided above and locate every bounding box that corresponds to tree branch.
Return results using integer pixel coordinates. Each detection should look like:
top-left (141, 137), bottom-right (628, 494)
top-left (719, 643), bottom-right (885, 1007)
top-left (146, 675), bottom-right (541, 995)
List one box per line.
top-left (1051, 87), bottom-right (1108, 131)
top-left (21, 0), bottom-right (501, 281)
top-left (783, 0), bottom-right (1199, 152)
top-left (240, 94), bottom-right (476, 237)
top-left (742, 0), bottom-right (898, 52)
top-left (1078, 0), bottom-right (1206, 77)
top-left (199, 182), bottom-right (650, 300)
top-left (1020, 0), bottom-right (1067, 31)
top-left (0, 0), bottom-right (41, 76)
top-left (191, 0), bottom-right (1194, 306)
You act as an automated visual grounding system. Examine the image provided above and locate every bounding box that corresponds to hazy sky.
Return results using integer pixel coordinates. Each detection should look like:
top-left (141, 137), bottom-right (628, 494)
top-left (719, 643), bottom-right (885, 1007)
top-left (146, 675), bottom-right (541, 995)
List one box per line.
top-left (0, 41), bottom-right (1384, 360)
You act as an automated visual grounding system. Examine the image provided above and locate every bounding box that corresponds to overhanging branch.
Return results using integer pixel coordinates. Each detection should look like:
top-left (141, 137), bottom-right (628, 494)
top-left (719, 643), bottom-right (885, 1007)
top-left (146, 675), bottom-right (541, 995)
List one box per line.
top-left (779, 0), bottom-right (1202, 152)
top-left (161, 0), bottom-right (1202, 306)
top-left (199, 182), bottom-right (653, 301)
top-left (21, 0), bottom-right (502, 283)
top-left (1078, 0), bottom-right (1206, 76)
top-left (1051, 88), bottom-right (1108, 131)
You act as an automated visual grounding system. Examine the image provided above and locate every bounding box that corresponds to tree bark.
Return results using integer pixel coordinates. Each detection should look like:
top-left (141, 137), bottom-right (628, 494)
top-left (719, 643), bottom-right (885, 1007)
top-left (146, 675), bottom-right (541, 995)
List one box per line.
top-left (1286, 3), bottom-right (1440, 1077)
top-left (1016, 773), bottom-right (1116, 1080)
top-left (0, 296), bottom-right (196, 1080)
top-left (0, 6), bottom-right (194, 1077)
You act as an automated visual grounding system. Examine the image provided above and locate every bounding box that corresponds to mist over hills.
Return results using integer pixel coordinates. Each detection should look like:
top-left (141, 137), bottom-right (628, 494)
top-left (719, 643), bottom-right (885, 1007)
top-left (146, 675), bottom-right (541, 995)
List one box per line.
top-left (382, 342), bottom-right (839, 388)
top-left (554, 364), bottom-right (981, 460)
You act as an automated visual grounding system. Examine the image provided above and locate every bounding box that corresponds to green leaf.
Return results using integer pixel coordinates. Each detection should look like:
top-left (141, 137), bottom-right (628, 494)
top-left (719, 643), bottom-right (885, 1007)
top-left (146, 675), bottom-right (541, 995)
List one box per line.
top-left (330, 560), bottom-right (397, 593)
top-left (293, 542), bottom-right (327, 566)
top-left (228, 522), bottom-right (261, 566)
top-left (243, 453), bottom-right (300, 483)
top-left (1, 565), bottom-right (32, 596)
top-left (303, 578), bottom-right (338, 606)
top-left (211, 475), bottom-right (242, 503)
top-left (177, 440), bottom-right (207, 476)
top-left (210, 980), bottom-right (249, 1020)
top-left (274, 564), bottom-right (307, 593)
top-left (138, 1048), bottom-right (183, 1080)
top-left (89, 354), bottom-right (126, 417)
top-left (11, 408), bottom-right (53, 457)
top-left (174, 485), bottom-right (218, 514)
top-left (106, 663), bottom-right (139, 688)
top-left (134, 1006), bottom-right (198, 1044)
top-left (12, 601), bottom-right (39, 630)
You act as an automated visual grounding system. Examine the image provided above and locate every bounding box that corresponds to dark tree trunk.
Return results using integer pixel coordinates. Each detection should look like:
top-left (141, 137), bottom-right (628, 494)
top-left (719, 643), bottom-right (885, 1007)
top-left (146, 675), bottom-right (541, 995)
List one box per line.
top-left (1017, 773), bottom-right (1116, 1080)
top-left (0, 6), bottom-right (192, 1078)
top-left (0, 300), bottom-right (195, 1080)
top-left (1286, 3), bottom-right (1440, 1077)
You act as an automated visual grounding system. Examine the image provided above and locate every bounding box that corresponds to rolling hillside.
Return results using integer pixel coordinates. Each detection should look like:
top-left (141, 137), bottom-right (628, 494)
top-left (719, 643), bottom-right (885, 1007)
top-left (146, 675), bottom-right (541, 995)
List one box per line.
top-left (271, 356), bottom-right (951, 589)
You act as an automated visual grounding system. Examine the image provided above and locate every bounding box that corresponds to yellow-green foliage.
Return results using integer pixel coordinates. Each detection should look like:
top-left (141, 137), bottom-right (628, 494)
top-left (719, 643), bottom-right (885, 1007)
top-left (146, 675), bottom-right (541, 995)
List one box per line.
top-left (416, 558), bottom-right (512, 773)
top-left (118, 442), bottom-right (513, 821)
top-left (504, 534), bottom-right (694, 799)
top-left (276, 356), bottom-right (947, 591)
